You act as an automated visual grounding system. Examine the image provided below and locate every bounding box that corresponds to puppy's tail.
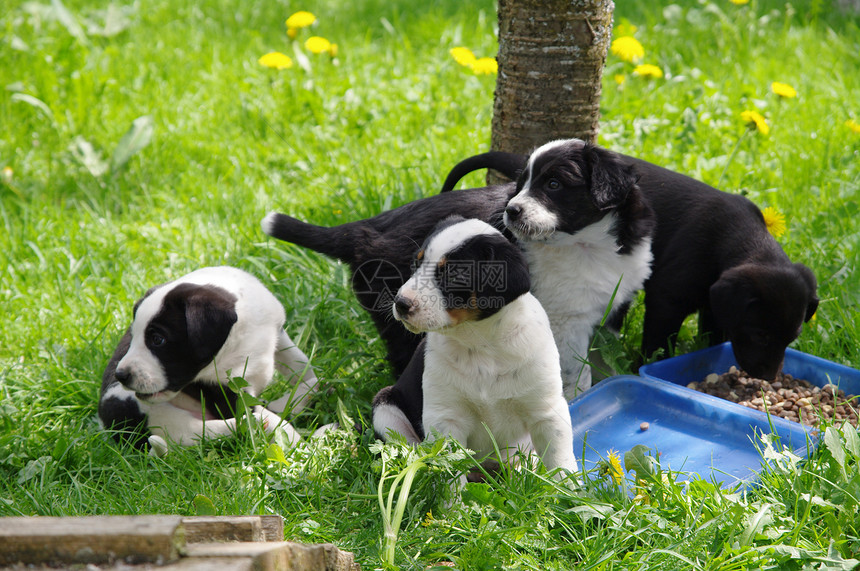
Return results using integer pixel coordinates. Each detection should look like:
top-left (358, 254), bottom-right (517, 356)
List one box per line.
top-left (262, 212), bottom-right (357, 262)
top-left (440, 151), bottom-right (528, 193)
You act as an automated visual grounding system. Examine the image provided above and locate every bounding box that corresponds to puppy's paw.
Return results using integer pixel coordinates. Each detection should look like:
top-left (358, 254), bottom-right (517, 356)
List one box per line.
top-left (148, 435), bottom-right (169, 458)
top-left (251, 406), bottom-right (277, 431)
top-left (255, 406), bottom-right (302, 446)
top-left (311, 422), bottom-right (339, 439)
top-left (277, 422), bottom-right (302, 446)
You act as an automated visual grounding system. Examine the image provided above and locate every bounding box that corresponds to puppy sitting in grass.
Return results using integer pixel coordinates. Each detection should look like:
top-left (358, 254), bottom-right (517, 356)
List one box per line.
top-left (372, 216), bottom-right (577, 479)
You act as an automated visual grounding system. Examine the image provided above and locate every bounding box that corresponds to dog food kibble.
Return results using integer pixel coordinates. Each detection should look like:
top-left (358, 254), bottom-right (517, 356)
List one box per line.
top-left (687, 366), bottom-right (859, 428)
top-left (639, 422), bottom-right (650, 431)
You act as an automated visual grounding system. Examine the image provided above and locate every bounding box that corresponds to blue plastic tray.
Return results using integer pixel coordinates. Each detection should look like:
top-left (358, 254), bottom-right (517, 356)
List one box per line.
top-left (639, 342), bottom-right (860, 396)
top-left (568, 375), bottom-right (816, 489)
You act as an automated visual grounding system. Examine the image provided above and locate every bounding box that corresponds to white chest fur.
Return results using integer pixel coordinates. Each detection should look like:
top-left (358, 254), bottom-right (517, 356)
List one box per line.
top-left (523, 215), bottom-right (653, 397)
top-left (421, 294), bottom-right (576, 472)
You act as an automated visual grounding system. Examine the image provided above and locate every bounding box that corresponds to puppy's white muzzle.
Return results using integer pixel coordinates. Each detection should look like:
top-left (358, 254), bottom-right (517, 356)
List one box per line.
top-left (392, 276), bottom-right (451, 333)
top-left (504, 192), bottom-right (558, 241)
top-left (115, 349), bottom-right (171, 400)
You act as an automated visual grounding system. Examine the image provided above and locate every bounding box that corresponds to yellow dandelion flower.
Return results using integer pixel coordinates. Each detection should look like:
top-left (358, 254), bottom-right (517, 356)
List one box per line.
top-left (633, 64), bottom-right (663, 78)
top-left (846, 119), bottom-right (860, 134)
top-left (614, 74), bottom-right (627, 85)
top-left (286, 11), bottom-right (316, 29)
top-left (771, 82), bottom-right (797, 98)
top-left (450, 47), bottom-right (477, 67)
top-left (762, 206), bottom-right (787, 238)
top-left (730, 0), bottom-right (750, 4)
top-left (610, 36), bottom-right (644, 63)
top-left (258, 51), bottom-right (293, 70)
top-left (305, 36), bottom-right (332, 55)
top-left (469, 57), bottom-right (498, 75)
top-left (328, 43), bottom-right (338, 57)
top-left (607, 450), bottom-right (624, 485)
top-left (1, 166), bottom-right (13, 184)
top-left (741, 110), bottom-right (770, 135)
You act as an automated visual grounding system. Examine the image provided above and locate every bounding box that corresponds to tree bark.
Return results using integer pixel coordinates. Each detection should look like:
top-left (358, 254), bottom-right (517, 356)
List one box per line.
top-left (489, 0), bottom-right (614, 182)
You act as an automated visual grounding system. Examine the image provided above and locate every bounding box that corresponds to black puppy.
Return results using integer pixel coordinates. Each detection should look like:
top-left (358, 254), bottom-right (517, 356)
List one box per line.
top-left (632, 156), bottom-right (818, 378)
top-left (440, 147), bottom-right (819, 380)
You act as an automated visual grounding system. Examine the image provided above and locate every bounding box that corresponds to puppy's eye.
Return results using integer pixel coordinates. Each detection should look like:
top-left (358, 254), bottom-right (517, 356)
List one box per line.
top-left (547, 179), bottom-right (561, 190)
top-left (148, 331), bottom-right (166, 347)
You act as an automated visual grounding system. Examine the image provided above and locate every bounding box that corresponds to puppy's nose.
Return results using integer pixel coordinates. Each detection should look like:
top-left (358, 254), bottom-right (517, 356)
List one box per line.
top-left (394, 295), bottom-right (414, 317)
top-left (505, 203), bottom-right (523, 220)
top-left (114, 368), bottom-right (130, 384)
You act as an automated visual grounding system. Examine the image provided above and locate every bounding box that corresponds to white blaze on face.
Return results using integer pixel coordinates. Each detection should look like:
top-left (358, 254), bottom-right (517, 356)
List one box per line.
top-left (115, 289), bottom-right (172, 399)
top-left (504, 139), bottom-right (584, 241)
top-left (393, 219), bottom-right (497, 332)
top-left (520, 139), bottom-right (573, 193)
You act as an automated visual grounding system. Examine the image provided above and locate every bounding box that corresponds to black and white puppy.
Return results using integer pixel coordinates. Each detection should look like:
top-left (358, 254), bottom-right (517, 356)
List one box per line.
top-left (501, 139), bottom-right (654, 395)
top-left (372, 217), bottom-right (577, 476)
top-left (98, 266), bottom-right (318, 453)
top-left (263, 140), bottom-right (653, 399)
top-left (440, 144), bottom-right (819, 380)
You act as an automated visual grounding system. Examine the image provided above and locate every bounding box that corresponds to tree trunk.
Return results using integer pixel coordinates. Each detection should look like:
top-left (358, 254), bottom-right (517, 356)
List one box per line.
top-left (489, 0), bottom-right (614, 183)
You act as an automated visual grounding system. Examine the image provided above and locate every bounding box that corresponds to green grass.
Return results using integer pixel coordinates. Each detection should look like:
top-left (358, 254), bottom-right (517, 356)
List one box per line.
top-left (1, 0), bottom-right (859, 568)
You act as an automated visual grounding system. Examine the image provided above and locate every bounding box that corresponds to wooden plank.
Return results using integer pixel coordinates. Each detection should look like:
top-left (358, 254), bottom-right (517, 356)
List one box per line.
top-left (182, 516), bottom-right (264, 543)
top-left (184, 542), bottom-right (322, 571)
top-left (0, 515), bottom-right (184, 566)
top-left (0, 516), bottom-right (351, 570)
top-left (320, 543), bottom-right (361, 571)
top-left (259, 515), bottom-right (285, 542)
top-left (180, 515), bottom-right (283, 543)
top-left (161, 556), bottom-right (255, 571)
top-left (184, 542), bottom-right (359, 571)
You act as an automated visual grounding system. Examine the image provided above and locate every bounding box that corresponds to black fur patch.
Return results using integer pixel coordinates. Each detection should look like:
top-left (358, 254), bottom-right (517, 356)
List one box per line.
top-left (371, 338), bottom-right (427, 440)
top-left (99, 330), bottom-right (148, 449)
top-left (434, 226), bottom-right (530, 319)
top-left (142, 283), bottom-right (238, 394)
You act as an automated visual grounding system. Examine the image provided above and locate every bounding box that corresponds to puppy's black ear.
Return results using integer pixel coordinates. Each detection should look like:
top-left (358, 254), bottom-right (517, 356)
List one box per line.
top-left (505, 252), bottom-right (531, 304)
top-left (794, 263), bottom-right (819, 321)
top-left (174, 284), bottom-right (239, 365)
top-left (709, 271), bottom-right (752, 331)
top-left (487, 240), bottom-right (530, 305)
top-left (586, 145), bottom-right (638, 210)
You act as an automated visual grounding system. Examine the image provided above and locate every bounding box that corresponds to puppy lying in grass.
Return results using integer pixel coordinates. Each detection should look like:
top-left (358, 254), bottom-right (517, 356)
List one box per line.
top-left (372, 217), bottom-right (577, 479)
top-left (99, 266), bottom-right (318, 455)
